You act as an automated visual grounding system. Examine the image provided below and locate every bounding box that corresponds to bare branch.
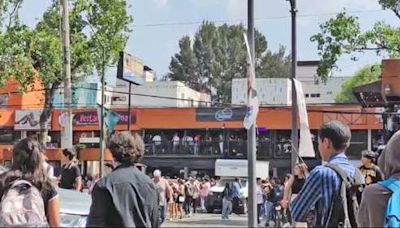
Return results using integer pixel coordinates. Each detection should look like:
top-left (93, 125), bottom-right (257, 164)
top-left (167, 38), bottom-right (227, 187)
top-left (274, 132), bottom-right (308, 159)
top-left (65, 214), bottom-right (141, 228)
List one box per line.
top-left (392, 9), bottom-right (400, 20)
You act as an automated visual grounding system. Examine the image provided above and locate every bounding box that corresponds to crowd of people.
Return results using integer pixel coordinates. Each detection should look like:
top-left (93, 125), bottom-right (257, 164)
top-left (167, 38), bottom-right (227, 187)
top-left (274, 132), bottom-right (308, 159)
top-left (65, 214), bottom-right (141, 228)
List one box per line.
top-left (0, 120), bottom-right (399, 227)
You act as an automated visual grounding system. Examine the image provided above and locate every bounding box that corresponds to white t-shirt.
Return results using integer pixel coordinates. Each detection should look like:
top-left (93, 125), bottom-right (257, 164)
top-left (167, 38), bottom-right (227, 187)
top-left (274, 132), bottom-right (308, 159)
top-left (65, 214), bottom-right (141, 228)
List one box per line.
top-left (173, 135), bottom-right (180, 145)
top-left (256, 185), bottom-right (264, 204)
top-left (152, 135), bottom-right (162, 145)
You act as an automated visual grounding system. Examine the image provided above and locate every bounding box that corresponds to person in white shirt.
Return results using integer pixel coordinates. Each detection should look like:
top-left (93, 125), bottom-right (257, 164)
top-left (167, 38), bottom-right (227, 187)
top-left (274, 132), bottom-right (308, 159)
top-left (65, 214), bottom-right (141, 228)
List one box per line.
top-left (172, 133), bottom-right (180, 153)
top-left (152, 135), bottom-right (162, 154)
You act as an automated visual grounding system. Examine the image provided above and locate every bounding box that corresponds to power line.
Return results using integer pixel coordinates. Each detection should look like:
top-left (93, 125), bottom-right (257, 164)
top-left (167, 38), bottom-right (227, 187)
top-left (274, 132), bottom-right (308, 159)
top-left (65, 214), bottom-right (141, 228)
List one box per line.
top-left (132, 9), bottom-right (384, 28)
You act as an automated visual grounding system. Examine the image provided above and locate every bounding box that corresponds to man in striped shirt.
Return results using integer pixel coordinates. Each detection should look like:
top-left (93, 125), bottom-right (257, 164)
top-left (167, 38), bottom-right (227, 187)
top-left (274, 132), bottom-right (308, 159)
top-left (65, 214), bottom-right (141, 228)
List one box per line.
top-left (291, 120), bottom-right (364, 226)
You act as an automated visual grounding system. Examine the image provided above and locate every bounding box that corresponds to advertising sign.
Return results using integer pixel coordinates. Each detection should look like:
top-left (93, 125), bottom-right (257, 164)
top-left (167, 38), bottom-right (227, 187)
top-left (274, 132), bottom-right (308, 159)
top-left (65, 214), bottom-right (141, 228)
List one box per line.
top-left (15, 110), bottom-right (51, 130)
top-left (73, 111), bottom-right (136, 126)
top-left (196, 107), bottom-right (246, 122)
top-left (117, 52), bottom-right (144, 85)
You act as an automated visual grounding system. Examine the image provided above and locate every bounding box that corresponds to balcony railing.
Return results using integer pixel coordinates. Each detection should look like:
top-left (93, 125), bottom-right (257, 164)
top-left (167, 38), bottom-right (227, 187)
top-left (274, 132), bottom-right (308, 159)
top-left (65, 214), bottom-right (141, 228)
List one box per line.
top-left (143, 139), bottom-right (293, 159)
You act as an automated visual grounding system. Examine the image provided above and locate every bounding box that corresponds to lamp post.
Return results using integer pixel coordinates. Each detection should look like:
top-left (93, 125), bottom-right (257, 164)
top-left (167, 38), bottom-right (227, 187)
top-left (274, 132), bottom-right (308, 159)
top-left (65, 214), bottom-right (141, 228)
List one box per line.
top-left (288, 0), bottom-right (299, 171)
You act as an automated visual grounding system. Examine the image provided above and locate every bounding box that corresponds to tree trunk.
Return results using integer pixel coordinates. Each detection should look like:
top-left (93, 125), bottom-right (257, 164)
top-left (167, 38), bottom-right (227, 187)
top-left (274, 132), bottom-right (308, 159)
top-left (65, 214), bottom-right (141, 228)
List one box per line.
top-left (38, 83), bottom-right (59, 147)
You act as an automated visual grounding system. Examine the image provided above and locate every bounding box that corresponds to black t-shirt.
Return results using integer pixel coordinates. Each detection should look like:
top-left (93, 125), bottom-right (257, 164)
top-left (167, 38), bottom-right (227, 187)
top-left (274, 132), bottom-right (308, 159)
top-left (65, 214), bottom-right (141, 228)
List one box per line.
top-left (60, 163), bottom-right (81, 189)
top-left (359, 165), bottom-right (384, 185)
top-left (292, 176), bottom-right (305, 194)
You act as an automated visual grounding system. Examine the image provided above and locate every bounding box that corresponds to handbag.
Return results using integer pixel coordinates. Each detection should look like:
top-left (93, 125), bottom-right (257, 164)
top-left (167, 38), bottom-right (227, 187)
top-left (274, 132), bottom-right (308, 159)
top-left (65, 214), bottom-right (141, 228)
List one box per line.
top-left (178, 196), bottom-right (185, 203)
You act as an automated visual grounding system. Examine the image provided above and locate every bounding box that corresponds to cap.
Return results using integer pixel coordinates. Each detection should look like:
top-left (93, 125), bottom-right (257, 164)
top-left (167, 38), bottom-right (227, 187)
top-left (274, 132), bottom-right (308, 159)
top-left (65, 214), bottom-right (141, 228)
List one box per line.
top-left (153, 169), bottom-right (161, 177)
top-left (362, 150), bottom-right (376, 159)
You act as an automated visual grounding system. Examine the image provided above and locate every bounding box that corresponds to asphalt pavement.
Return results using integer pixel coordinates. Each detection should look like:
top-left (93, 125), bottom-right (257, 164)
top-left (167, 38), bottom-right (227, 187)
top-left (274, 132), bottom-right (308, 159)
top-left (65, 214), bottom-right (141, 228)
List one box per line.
top-left (162, 213), bottom-right (249, 227)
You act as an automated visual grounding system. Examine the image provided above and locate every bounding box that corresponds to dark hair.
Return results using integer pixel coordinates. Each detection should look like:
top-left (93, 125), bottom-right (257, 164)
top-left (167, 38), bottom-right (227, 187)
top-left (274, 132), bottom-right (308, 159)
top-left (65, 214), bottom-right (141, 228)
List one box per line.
top-left (107, 131), bottom-right (144, 165)
top-left (319, 120), bottom-right (351, 151)
top-left (256, 177), bottom-right (261, 182)
top-left (62, 147), bottom-right (76, 161)
top-left (0, 138), bottom-right (52, 195)
top-left (235, 177), bottom-right (239, 182)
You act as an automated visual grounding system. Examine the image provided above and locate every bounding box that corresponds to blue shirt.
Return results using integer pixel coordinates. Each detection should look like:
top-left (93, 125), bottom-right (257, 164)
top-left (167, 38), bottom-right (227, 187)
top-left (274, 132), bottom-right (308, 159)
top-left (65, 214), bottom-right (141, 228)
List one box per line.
top-left (232, 182), bottom-right (241, 198)
top-left (291, 153), bottom-right (363, 225)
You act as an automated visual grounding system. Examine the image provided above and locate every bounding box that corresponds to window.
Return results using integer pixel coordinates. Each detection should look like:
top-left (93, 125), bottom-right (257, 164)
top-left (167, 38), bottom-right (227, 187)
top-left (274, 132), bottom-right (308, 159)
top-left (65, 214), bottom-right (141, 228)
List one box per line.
top-left (327, 91), bottom-right (333, 95)
top-left (311, 93), bottom-right (320, 98)
top-left (112, 96), bottom-right (126, 102)
top-left (0, 129), bottom-right (19, 144)
top-left (305, 94), bottom-right (309, 98)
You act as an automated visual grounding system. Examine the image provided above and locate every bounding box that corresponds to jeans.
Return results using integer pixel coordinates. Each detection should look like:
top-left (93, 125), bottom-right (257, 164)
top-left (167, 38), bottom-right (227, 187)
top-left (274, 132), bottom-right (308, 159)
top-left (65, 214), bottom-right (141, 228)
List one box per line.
top-left (184, 197), bottom-right (192, 215)
top-left (257, 203), bottom-right (262, 224)
top-left (160, 205), bottom-right (166, 224)
top-left (222, 198), bottom-right (232, 219)
top-left (200, 196), bottom-right (207, 211)
top-left (264, 201), bottom-right (274, 224)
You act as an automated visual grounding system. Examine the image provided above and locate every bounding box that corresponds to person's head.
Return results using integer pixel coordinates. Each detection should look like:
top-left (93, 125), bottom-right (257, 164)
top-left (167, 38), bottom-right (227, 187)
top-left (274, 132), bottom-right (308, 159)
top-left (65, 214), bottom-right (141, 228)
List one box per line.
top-left (273, 177), bottom-right (281, 186)
top-left (153, 169), bottom-right (162, 181)
top-left (225, 182), bottom-right (230, 189)
top-left (378, 130), bottom-right (400, 178)
top-left (104, 162), bottom-right (114, 175)
top-left (361, 150), bottom-right (376, 166)
top-left (4, 138), bottom-right (50, 191)
top-left (256, 177), bottom-right (261, 185)
top-left (318, 121), bottom-right (351, 161)
top-left (62, 147), bottom-right (76, 163)
top-left (178, 178), bottom-right (185, 185)
top-left (235, 177), bottom-right (239, 182)
top-left (294, 163), bottom-right (309, 178)
top-left (106, 131), bottom-right (144, 165)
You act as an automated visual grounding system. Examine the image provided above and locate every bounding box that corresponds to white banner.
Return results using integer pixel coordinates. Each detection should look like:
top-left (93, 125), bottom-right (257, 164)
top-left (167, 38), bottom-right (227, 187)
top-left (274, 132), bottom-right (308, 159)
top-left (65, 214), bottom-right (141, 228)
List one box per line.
top-left (243, 33), bottom-right (259, 130)
top-left (294, 79), bottom-right (315, 157)
top-left (15, 110), bottom-right (51, 130)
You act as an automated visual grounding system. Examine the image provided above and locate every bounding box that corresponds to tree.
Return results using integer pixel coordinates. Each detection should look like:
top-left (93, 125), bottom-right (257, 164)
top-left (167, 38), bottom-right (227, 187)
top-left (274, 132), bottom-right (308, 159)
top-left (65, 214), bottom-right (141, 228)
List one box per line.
top-left (335, 64), bottom-right (382, 103)
top-left (0, 0), bottom-right (132, 145)
top-left (311, 0), bottom-right (400, 82)
top-left (166, 21), bottom-right (290, 103)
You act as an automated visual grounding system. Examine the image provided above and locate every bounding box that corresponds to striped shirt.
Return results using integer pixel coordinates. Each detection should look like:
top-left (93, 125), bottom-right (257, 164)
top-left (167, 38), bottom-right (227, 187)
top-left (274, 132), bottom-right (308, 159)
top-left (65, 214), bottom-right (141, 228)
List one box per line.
top-left (291, 153), bottom-right (363, 225)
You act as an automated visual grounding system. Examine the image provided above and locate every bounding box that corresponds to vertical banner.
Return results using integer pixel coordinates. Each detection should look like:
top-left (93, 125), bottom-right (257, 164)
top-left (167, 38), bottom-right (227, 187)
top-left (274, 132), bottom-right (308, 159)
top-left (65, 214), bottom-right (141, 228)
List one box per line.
top-left (294, 79), bottom-right (315, 157)
top-left (97, 105), bottom-right (121, 137)
top-left (243, 33), bottom-right (259, 130)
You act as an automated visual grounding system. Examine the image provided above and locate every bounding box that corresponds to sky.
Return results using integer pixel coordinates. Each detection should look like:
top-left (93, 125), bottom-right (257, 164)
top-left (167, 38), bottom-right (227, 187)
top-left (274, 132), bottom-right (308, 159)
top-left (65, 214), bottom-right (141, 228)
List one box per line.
top-left (19, 0), bottom-right (399, 81)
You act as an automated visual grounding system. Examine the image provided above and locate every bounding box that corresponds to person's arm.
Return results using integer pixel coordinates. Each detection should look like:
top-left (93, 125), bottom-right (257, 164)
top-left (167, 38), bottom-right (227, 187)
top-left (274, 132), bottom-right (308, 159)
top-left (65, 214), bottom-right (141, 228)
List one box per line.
top-left (375, 166), bottom-right (385, 181)
top-left (47, 195), bottom-right (61, 228)
top-left (291, 169), bottom-right (322, 222)
top-left (282, 175), bottom-right (294, 208)
top-left (86, 184), bottom-right (112, 227)
top-left (73, 166), bottom-right (82, 191)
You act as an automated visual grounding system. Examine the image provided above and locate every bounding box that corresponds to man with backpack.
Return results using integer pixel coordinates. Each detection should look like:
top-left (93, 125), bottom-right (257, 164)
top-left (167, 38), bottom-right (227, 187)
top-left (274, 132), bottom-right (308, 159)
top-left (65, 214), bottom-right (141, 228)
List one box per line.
top-left (291, 121), bottom-right (364, 227)
top-left (358, 130), bottom-right (400, 227)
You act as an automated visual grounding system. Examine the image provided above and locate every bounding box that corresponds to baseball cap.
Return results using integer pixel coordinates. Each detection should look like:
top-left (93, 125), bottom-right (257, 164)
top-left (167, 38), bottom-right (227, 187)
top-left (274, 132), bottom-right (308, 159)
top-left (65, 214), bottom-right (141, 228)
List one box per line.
top-left (362, 150), bottom-right (376, 159)
top-left (153, 169), bottom-right (161, 177)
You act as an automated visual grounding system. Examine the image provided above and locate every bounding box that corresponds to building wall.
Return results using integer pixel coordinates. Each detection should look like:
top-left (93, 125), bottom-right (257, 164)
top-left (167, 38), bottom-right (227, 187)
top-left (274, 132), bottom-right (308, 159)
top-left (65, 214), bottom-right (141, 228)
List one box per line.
top-left (54, 83), bottom-right (98, 108)
top-left (302, 77), bottom-right (348, 104)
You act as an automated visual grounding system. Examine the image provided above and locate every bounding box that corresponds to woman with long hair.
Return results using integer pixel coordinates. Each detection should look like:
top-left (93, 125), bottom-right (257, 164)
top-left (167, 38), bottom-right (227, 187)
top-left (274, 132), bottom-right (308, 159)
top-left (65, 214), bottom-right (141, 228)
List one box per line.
top-left (0, 138), bottom-right (60, 227)
top-left (176, 179), bottom-right (186, 219)
top-left (282, 163), bottom-right (309, 208)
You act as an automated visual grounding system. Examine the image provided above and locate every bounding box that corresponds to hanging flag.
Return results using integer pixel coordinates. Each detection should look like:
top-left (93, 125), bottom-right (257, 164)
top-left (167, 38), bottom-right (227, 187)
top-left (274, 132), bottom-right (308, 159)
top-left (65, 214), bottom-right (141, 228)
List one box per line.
top-left (243, 33), bottom-right (259, 130)
top-left (97, 105), bottom-right (121, 136)
top-left (294, 79), bottom-right (315, 157)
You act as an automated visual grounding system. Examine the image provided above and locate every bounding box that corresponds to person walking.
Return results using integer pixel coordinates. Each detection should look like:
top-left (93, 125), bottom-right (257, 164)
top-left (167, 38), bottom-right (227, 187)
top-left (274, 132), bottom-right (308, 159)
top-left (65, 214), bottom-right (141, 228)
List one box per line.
top-left (281, 163), bottom-right (308, 209)
top-left (221, 182), bottom-right (233, 220)
top-left (176, 179), bottom-right (186, 219)
top-left (59, 148), bottom-right (82, 191)
top-left (256, 178), bottom-right (264, 224)
top-left (199, 177), bottom-right (211, 212)
top-left (231, 177), bottom-right (242, 214)
top-left (0, 138), bottom-right (60, 227)
top-left (291, 121), bottom-right (364, 227)
top-left (86, 132), bottom-right (160, 227)
top-left (358, 131), bottom-right (400, 227)
top-left (153, 169), bottom-right (172, 224)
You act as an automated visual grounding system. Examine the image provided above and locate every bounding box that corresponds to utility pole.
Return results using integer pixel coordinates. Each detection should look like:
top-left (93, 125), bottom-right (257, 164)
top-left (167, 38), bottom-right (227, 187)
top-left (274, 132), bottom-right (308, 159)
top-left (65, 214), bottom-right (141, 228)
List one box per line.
top-left (99, 46), bottom-right (106, 178)
top-left (289, 0), bottom-right (299, 171)
top-left (247, 0), bottom-right (257, 226)
top-left (61, 0), bottom-right (73, 149)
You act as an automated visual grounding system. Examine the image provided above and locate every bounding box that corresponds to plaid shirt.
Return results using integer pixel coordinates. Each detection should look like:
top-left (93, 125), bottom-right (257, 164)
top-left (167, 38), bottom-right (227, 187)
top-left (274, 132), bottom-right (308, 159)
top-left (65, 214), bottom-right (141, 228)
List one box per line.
top-left (291, 153), bottom-right (362, 225)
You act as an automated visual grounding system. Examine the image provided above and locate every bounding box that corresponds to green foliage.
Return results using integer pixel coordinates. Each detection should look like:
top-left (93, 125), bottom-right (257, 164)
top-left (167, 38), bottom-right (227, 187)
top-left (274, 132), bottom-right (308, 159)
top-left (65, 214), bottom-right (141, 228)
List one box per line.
top-left (335, 64), bottom-right (382, 103)
top-left (311, 1), bottom-right (400, 81)
top-left (0, 0), bottom-right (132, 144)
top-left (167, 22), bottom-right (290, 103)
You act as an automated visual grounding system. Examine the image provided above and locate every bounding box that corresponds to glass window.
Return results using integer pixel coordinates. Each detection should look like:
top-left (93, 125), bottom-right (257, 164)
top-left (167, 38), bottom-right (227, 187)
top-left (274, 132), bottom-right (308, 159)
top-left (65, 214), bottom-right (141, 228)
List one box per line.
top-left (0, 128), bottom-right (20, 144)
top-left (347, 130), bottom-right (368, 159)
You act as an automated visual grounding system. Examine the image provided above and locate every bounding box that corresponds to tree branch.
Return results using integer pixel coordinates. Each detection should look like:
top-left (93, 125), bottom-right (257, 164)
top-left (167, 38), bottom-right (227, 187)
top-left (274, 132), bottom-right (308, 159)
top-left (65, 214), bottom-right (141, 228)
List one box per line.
top-left (7, 0), bottom-right (22, 28)
top-left (392, 9), bottom-right (400, 20)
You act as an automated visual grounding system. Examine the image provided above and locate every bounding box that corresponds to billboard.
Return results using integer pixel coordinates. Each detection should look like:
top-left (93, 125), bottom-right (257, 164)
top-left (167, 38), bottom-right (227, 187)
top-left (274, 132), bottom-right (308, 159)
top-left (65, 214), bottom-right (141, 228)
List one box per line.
top-left (72, 111), bottom-right (136, 126)
top-left (196, 107), bottom-right (247, 122)
top-left (15, 110), bottom-right (51, 130)
top-left (117, 52), bottom-right (144, 85)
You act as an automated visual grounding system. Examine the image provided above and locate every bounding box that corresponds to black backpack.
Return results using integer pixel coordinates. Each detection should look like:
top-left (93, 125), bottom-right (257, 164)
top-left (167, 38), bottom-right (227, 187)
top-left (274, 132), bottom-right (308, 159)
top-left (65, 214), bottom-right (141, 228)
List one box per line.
top-left (318, 163), bottom-right (363, 228)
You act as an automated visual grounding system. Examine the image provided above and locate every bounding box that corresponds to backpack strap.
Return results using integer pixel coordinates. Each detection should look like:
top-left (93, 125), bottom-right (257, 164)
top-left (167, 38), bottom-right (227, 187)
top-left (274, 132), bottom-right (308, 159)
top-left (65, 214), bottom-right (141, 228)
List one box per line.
top-left (379, 178), bottom-right (400, 193)
top-left (324, 163), bottom-right (352, 227)
top-left (11, 180), bottom-right (32, 189)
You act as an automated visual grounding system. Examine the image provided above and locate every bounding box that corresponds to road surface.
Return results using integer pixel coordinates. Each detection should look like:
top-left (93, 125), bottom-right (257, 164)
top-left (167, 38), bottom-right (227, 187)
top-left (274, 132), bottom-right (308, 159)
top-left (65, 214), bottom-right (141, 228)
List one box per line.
top-left (163, 213), bottom-right (249, 227)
